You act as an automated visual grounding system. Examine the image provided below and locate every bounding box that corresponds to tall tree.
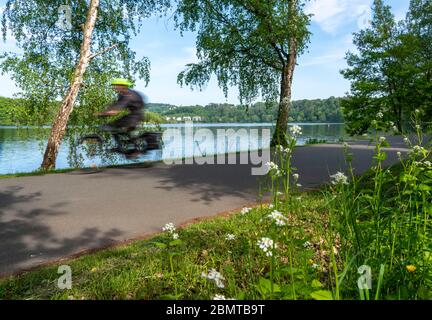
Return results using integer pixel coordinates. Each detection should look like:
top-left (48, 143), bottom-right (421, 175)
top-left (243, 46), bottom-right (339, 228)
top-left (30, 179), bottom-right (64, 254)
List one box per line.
top-left (341, 0), bottom-right (432, 135)
top-left (341, 0), bottom-right (405, 134)
top-left (405, 0), bottom-right (432, 120)
top-left (174, 0), bottom-right (311, 146)
top-left (1, 0), bottom-right (169, 169)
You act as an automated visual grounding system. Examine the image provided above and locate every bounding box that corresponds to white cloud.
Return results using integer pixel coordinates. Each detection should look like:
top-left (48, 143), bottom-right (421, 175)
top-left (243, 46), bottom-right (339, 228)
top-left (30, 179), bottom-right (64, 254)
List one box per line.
top-left (306, 0), bottom-right (373, 33)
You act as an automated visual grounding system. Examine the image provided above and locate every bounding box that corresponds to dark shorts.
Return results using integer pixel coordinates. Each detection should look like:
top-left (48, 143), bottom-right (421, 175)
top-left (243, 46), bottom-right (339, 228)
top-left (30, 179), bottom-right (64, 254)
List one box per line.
top-left (110, 114), bottom-right (143, 130)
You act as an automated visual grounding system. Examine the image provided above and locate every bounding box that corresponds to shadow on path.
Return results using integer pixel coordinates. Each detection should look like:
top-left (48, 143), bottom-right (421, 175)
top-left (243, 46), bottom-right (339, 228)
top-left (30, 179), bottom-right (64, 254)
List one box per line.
top-left (0, 186), bottom-right (124, 276)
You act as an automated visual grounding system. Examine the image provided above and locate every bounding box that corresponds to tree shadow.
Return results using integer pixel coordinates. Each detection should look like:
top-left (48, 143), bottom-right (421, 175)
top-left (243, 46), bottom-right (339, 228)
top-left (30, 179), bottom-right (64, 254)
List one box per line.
top-left (76, 154), bottom-right (265, 205)
top-left (0, 186), bottom-right (124, 276)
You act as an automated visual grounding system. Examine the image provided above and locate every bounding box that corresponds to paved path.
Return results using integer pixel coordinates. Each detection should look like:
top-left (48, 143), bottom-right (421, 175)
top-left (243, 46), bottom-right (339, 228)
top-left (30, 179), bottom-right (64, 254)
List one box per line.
top-left (0, 140), bottom-right (411, 276)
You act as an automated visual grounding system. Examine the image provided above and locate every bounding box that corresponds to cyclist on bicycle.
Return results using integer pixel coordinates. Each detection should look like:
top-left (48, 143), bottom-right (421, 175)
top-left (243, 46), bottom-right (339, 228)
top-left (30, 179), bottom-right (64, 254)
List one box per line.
top-left (98, 78), bottom-right (146, 157)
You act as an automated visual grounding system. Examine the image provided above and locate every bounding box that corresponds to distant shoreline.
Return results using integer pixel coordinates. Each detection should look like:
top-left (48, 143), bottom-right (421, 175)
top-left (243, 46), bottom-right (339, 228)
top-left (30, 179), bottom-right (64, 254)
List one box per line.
top-left (0, 122), bottom-right (346, 129)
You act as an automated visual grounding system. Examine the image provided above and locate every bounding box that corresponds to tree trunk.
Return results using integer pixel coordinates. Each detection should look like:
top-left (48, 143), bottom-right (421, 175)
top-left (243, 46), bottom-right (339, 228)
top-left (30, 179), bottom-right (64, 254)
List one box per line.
top-left (41, 0), bottom-right (100, 170)
top-left (271, 38), bottom-right (297, 147)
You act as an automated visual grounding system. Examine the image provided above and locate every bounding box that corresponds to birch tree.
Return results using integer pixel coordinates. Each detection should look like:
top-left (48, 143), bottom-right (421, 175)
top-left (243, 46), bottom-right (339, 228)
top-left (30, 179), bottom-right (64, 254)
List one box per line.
top-left (174, 0), bottom-right (311, 146)
top-left (1, 0), bottom-right (169, 169)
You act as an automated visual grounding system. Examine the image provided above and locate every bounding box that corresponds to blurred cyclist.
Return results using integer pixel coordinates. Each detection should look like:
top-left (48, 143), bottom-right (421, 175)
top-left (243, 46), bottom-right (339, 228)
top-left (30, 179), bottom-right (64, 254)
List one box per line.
top-left (98, 78), bottom-right (145, 156)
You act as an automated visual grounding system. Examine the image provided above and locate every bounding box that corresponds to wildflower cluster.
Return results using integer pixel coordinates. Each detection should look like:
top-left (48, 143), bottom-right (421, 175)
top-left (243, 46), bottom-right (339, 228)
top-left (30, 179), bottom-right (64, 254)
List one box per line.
top-left (266, 162), bottom-right (281, 176)
top-left (201, 269), bottom-right (226, 288)
top-left (162, 223), bottom-right (179, 240)
top-left (257, 237), bottom-right (277, 257)
top-left (330, 172), bottom-right (349, 185)
top-left (290, 125), bottom-right (302, 136)
top-left (268, 210), bottom-right (288, 226)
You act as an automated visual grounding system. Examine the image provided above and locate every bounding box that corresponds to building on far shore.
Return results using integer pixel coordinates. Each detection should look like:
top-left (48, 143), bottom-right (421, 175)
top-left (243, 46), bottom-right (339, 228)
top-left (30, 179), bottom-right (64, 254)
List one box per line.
top-left (166, 116), bottom-right (203, 122)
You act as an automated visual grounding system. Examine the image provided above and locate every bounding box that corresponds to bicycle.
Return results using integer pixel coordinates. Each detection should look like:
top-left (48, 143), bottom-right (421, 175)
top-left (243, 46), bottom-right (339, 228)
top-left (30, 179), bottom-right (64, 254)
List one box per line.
top-left (78, 119), bottom-right (162, 173)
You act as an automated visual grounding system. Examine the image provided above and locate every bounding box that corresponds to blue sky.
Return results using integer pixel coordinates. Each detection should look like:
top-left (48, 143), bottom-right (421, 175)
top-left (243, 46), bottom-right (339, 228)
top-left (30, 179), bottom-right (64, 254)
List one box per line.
top-left (0, 0), bottom-right (410, 105)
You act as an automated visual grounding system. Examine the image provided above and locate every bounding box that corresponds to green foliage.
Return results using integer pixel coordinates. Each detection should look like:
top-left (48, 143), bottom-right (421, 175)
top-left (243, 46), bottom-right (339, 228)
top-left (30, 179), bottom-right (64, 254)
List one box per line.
top-left (174, 0), bottom-right (311, 104)
top-left (324, 114), bottom-right (432, 300)
top-left (341, 0), bottom-right (432, 135)
top-left (0, 96), bottom-right (26, 125)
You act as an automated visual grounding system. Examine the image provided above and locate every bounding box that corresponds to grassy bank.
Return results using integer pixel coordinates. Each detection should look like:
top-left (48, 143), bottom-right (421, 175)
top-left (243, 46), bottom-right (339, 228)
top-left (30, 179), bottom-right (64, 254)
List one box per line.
top-left (0, 193), bottom-right (325, 300)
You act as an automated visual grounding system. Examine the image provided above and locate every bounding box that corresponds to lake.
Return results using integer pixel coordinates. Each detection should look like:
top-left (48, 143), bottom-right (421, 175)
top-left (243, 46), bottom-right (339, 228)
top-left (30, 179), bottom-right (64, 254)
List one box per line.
top-left (0, 123), bottom-right (347, 174)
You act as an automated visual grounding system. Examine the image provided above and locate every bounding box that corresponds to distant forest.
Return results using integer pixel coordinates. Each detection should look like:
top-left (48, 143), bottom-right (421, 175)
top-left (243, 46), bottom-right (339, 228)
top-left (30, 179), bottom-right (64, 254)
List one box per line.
top-left (148, 96), bottom-right (344, 123)
top-left (0, 96), bottom-right (344, 125)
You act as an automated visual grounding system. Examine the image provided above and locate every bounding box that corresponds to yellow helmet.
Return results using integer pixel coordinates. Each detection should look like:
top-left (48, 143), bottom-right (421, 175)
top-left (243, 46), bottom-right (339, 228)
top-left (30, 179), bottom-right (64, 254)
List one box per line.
top-left (111, 78), bottom-right (132, 87)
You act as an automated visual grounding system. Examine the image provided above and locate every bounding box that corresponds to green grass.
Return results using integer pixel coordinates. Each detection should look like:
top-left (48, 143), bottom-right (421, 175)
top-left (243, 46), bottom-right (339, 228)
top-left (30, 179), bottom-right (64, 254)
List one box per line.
top-left (0, 168), bottom-right (78, 180)
top-left (0, 192), bottom-right (326, 300)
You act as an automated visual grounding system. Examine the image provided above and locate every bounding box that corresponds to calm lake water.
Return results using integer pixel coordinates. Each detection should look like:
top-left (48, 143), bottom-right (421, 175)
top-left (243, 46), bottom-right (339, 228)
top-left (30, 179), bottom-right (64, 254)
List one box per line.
top-left (0, 123), bottom-right (346, 174)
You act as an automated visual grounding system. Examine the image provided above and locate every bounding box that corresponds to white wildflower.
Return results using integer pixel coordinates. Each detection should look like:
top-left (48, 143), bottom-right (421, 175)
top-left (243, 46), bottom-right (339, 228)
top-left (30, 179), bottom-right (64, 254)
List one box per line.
top-left (397, 152), bottom-right (402, 158)
top-left (311, 264), bottom-right (320, 269)
top-left (225, 234), bottom-right (236, 241)
top-left (162, 223), bottom-right (176, 234)
top-left (172, 233), bottom-right (179, 240)
top-left (201, 269), bottom-right (226, 288)
top-left (330, 172), bottom-right (349, 185)
top-left (415, 109), bottom-right (421, 114)
top-left (289, 125), bottom-right (302, 136)
top-left (277, 145), bottom-right (289, 154)
top-left (303, 241), bottom-right (312, 248)
top-left (411, 145), bottom-right (426, 154)
top-left (379, 136), bottom-right (386, 143)
top-left (268, 210), bottom-right (288, 226)
top-left (241, 207), bottom-right (252, 215)
top-left (266, 162), bottom-right (281, 176)
top-left (377, 112), bottom-right (384, 119)
top-left (293, 173), bottom-right (299, 181)
top-left (404, 137), bottom-right (410, 145)
top-left (257, 237), bottom-right (277, 257)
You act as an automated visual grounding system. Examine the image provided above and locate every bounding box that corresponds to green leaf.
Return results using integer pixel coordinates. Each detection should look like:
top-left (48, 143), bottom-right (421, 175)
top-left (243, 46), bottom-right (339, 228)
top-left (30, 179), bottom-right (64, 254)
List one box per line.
top-left (311, 280), bottom-right (324, 288)
top-left (419, 184), bottom-right (431, 192)
top-left (311, 290), bottom-right (333, 300)
top-left (169, 239), bottom-right (183, 247)
top-left (257, 277), bottom-right (281, 295)
top-left (152, 242), bottom-right (167, 249)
